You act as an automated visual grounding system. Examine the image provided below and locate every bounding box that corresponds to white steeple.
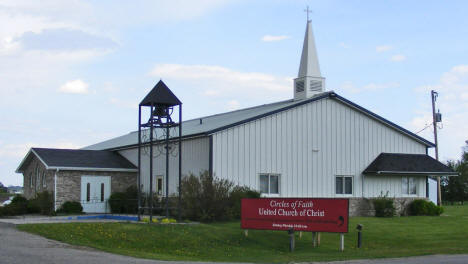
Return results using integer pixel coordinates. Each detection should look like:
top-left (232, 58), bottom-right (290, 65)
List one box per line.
top-left (294, 19), bottom-right (325, 100)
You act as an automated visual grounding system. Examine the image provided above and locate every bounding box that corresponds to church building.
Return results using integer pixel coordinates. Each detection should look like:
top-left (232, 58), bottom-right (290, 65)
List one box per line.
top-left (16, 20), bottom-right (456, 215)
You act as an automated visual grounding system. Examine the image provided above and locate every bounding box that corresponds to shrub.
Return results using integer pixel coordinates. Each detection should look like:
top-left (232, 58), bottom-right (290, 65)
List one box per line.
top-left (373, 194), bottom-right (395, 217)
top-left (161, 218), bottom-right (177, 223)
top-left (228, 186), bottom-right (261, 219)
top-left (0, 195), bottom-right (28, 216)
top-left (26, 199), bottom-right (40, 214)
top-left (180, 171), bottom-right (260, 222)
top-left (9, 195), bottom-right (29, 215)
top-left (28, 191), bottom-right (54, 215)
top-left (0, 193), bottom-right (54, 216)
top-left (409, 199), bottom-right (444, 216)
top-left (108, 186), bottom-right (138, 214)
top-left (57, 201), bottom-right (83, 214)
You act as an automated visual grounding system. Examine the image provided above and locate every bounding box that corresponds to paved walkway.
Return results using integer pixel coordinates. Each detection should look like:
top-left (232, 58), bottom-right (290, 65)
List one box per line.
top-left (0, 221), bottom-right (467, 264)
top-left (0, 214), bottom-right (137, 224)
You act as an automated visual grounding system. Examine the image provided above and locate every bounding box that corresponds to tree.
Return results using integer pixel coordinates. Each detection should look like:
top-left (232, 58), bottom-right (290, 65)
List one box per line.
top-left (0, 182), bottom-right (7, 193)
top-left (442, 141), bottom-right (468, 204)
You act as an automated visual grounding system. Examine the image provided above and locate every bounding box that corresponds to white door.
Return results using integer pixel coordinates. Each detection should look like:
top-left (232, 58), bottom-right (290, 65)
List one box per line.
top-left (80, 176), bottom-right (111, 213)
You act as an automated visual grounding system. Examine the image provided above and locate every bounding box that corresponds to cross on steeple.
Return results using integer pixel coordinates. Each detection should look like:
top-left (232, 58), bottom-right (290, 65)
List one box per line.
top-left (304, 6), bottom-right (312, 22)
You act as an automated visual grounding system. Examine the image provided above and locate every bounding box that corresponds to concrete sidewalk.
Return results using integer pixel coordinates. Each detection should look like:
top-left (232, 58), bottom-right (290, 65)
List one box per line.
top-left (0, 214), bottom-right (138, 224)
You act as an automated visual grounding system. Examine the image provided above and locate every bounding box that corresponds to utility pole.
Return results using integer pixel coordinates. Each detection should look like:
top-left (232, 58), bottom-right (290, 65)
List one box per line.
top-left (431, 90), bottom-right (441, 205)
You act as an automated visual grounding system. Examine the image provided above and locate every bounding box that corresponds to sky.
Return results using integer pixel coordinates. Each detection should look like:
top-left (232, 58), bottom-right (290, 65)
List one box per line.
top-left (1, 0), bottom-right (467, 186)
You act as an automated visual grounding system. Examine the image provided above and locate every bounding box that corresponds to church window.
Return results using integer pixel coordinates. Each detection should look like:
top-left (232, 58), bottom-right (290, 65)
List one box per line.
top-left (42, 172), bottom-right (47, 188)
top-left (35, 166), bottom-right (40, 189)
top-left (155, 175), bottom-right (163, 195)
top-left (101, 183), bottom-right (105, 202)
top-left (402, 176), bottom-right (416, 195)
top-left (259, 174), bottom-right (280, 194)
top-left (336, 176), bottom-right (353, 195)
top-left (86, 183), bottom-right (90, 202)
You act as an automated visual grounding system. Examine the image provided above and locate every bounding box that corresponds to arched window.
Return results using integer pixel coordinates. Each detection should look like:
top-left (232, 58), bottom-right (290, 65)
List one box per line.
top-left (35, 166), bottom-right (40, 189)
top-left (42, 172), bottom-right (47, 188)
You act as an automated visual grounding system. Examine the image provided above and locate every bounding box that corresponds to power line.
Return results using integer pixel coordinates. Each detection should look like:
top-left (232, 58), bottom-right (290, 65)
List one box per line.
top-left (415, 122), bottom-right (433, 134)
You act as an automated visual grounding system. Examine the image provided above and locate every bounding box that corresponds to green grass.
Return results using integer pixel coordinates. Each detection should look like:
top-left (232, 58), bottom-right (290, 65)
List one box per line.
top-left (18, 205), bottom-right (468, 263)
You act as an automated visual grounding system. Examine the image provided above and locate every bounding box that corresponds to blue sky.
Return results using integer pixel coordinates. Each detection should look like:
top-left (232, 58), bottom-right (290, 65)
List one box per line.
top-left (1, 0), bottom-right (467, 186)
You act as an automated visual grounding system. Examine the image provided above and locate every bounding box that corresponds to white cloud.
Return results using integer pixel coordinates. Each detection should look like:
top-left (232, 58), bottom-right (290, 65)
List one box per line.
top-left (150, 63), bottom-right (292, 94)
top-left (0, 141), bottom-right (82, 160)
top-left (409, 65), bottom-right (468, 161)
top-left (58, 79), bottom-right (89, 94)
top-left (149, 63), bottom-right (293, 111)
top-left (376, 45), bottom-right (393, 52)
top-left (390, 54), bottom-right (406, 62)
top-left (0, 0), bottom-right (234, 186)
top-left (340, 81), bottom-right (400, 94)
top-left (261, 35), bottom-right (290, 42)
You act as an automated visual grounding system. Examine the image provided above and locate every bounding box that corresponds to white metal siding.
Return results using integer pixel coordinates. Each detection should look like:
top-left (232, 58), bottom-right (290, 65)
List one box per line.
top-left (118, 136), bottom-right (210, 195)
top-left (364, 175), bottom-right (426, 198)
top-left (212, 98), bottom-right (427, 198)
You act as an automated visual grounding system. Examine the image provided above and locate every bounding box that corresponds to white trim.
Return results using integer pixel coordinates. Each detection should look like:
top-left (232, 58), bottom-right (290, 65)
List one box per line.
top-left (401, 176), bottom-right (417, 195)
top-left (47, 166), bottom-right (138, 172)
top-left (15, 148), bottom-right (49, 173)
top-left (259, 173), bottom-right (280, 195)
top-left (335, 175), bottom-right (354, 196)
top-left (376, 171), bottom-right (458, 176)
top-left (54, 169), bottom-right (59, 211)
top-left (16, 148), bottom-right (137, 173)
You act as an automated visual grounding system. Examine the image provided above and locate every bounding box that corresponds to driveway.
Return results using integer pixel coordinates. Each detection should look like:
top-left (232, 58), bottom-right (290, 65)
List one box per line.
top-left (0, 222), bottom-right (467, 264)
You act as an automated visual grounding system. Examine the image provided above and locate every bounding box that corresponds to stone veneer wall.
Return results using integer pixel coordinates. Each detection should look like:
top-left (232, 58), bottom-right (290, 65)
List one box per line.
top-left (349, 197), bottom-right (427, 216)
top-left (55, 170), bottom-right (136, 209)
top-left (22, 155), bottom-right (55, 199)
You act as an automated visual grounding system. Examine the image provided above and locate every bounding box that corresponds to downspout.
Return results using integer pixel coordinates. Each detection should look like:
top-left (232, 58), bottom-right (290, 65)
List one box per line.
top-left (54, 169), bottom-right (59, 211)
top-left (209, 135), bottom-right (213, 177)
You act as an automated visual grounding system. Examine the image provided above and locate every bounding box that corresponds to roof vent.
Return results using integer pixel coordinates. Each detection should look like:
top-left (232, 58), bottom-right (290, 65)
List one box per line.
top-left (199, 118), bottom-right (203, 125)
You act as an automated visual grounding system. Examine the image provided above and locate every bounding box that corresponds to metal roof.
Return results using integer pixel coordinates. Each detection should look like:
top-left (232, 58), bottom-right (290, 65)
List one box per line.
top-left (83, 91), bottom-right (435, 151)
top-left (363, 153), bottom-right (457, 176)
top-left (16, 148), bottom-right (137, 173)
top-left (140, 80), bottom-right (181, 107)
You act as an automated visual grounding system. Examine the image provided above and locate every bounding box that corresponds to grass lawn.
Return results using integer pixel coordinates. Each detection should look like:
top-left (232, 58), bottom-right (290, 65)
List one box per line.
top-left (18, 205), bottom-right (468, 263)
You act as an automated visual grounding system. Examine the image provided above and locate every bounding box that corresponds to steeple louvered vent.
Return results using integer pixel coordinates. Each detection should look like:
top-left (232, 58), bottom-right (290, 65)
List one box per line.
top-left (295, 80), bottom-right (305, 92)
top-left (310, 80), bottom-right (322, 91)
top-left (293, 20), bottom-right (326, 100)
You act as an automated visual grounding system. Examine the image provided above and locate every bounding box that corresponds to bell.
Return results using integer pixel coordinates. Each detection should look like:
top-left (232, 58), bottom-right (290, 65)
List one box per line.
top-left (152, 105), bottom-right (174, 125)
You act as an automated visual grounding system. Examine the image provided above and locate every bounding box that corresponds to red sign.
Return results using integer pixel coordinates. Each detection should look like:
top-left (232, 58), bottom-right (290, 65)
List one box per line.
top-left (241, 198), bottom-right (349, 233)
